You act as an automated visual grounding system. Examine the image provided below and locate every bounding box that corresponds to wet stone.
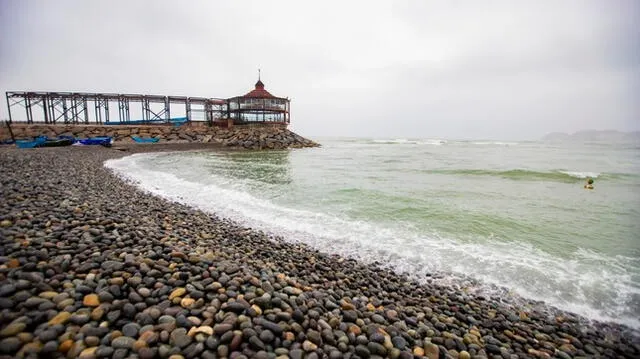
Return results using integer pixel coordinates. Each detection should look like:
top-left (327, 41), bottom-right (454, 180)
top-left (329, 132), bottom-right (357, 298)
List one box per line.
top-left (107, 310), bottom-right (121, 323)
top-left (217, 344), bottom-right (229, 357)
top-left (307, 330), bottom-right (322, 345)
top-left (70, 314), bottom-right (91, 325)
top-left (38, 329), bottom-right (58, 342)
top-left (259, 329), bottom-right (275, 343)
top-left (371, 314), bottom-right (386, 324)
top-left (85, 336), bottom-right (101, 347)
top-left (176, 314), bottom-right (193, 328)
top-left (225, 301), bottom-right (248, 313)
top-left (259, 320), bottom-right (283, 335)
top-left (368, 342), bottom-right (387, 356)
top-left (355, 344), bottom-right (371, 358)
top-left (113, 348), bottom-right (129, 359)
top-left (98, 291), bottom-right (114, 303)
top-left (485, 344), bottom-right (502, 354)
top-left (0, 284), bottom-right (17, 297)
top-left (24, 297), bottom-right (47, 307)
top-left (0, 322), bottom-right (26, 337)
top-left (289, 349), bottom-right (304, 359)
top-left (171, 328), bottom-right (192, 348)
top-left (0, 298), bottom-right (14, 309)
top-left (139, 347), bottom-right (157, 359)
top-left (392, 336), bottom-right (407, 349)
top-left (122, 303), bottom-right (137, 318)
top-left (101, 261), bottom-right (124, 271)
top-left (214, 323), bottom-right (234, 335)
top-left (123, 323), bottom-right (141, 337)
top-left (0, 337), bottom-right (22, 354)
top-left (136, 312), bottom-right (154, 326)
top-left (42, 340), bottom-right (59, 354)
top-left (205, 336), bottom-right (219, 350)
top-left (112, 336), bottom-right (136, 349)
top-left (249, 336), bottom-right (266, 350)
top-left (343, 310), bottom-right (358, 323)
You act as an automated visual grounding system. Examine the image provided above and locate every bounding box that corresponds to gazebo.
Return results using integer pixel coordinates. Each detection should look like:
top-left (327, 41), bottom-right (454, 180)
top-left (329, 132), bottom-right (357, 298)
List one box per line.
top-left (224, 77), bottom-right (290, 126)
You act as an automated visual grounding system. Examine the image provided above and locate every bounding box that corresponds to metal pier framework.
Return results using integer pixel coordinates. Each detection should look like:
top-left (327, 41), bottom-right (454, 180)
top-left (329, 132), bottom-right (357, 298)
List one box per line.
top-left (5, 91), bottom-right (227, 125)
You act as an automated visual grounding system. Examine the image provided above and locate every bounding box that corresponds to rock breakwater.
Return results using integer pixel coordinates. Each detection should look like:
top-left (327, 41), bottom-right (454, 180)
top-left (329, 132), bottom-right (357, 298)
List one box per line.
top-left (1, 123), bottom-right (319, 149)
top-left (0, 146), bottom-right (638, 359)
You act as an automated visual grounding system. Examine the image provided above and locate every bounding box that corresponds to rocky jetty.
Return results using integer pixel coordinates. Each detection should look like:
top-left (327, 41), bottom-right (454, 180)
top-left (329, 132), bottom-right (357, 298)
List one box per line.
top-left (0, 146), bottom-right (638, 359)
top-left (1, 123), bottom-right (320, 149)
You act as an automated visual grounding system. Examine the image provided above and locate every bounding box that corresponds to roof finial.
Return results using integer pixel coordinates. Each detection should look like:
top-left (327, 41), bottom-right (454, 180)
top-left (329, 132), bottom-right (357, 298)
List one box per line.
top-left (255, 69), bottom-right (265, 89)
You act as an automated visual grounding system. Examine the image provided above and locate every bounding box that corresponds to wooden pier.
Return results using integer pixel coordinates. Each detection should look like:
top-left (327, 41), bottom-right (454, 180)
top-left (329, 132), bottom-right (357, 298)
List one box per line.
top-left (5, 91), bottom-right (227, 125)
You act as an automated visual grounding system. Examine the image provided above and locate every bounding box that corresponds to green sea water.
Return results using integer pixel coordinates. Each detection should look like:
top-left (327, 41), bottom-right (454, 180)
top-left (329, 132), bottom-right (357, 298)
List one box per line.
top-left (106, 137), bottom-right (640, 329)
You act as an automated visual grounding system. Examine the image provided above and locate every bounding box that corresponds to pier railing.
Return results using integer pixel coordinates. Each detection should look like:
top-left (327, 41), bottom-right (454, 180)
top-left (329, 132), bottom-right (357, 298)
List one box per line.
top-left (5, 91), bottom-right (227, 125)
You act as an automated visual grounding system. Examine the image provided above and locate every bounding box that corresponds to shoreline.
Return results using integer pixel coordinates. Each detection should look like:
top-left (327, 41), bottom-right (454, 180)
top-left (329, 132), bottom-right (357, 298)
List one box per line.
top-left (1, 144), bottom-right (638, 358)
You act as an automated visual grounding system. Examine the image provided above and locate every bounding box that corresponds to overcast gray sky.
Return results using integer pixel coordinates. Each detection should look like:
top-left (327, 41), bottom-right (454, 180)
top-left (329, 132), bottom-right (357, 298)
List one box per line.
top-left (1, 0), bottom-right (638, 140)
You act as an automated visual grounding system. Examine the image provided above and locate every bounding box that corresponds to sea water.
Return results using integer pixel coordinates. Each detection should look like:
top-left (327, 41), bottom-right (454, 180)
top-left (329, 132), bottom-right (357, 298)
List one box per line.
top-left (105, 138), bottom-right (640, 329)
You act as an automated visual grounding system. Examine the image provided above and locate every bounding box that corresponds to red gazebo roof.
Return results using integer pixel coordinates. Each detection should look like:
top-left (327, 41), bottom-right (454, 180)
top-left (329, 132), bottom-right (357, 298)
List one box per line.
top-left (242, 79), bottom-right (276, 99)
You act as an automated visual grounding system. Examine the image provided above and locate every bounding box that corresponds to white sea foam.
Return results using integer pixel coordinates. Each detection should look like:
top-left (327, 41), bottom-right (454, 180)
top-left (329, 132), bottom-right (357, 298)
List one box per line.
top-left (558, 170), bottom-right (601, 179)
top-left (372, 138), bottom-right (447, 146)
top-left (472, 141), bottom-right (519, 146)
top-left (105, 153), bottom-right (640, 330)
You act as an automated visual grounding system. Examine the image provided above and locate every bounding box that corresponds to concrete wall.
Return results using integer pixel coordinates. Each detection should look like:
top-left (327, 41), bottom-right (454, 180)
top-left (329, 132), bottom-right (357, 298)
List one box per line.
top-left (0, 123), bottom-right (319, 149)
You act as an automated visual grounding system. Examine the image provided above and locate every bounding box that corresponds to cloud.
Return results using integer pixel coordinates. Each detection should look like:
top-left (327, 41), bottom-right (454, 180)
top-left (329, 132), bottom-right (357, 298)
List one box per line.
top-left (1, 0), bottom-right (638, 140)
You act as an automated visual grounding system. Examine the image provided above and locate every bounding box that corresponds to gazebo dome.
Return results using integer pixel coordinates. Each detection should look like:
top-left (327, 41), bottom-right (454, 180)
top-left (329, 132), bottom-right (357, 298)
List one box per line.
top-left (243, 79), bottom-right (275, 99)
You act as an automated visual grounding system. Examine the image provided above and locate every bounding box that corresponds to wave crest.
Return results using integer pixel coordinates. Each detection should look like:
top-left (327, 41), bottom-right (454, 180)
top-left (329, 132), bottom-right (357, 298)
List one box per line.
top-left (371, 138), bottom-right (447, 146)
top-left (424, 169), bottom-right (609, 182)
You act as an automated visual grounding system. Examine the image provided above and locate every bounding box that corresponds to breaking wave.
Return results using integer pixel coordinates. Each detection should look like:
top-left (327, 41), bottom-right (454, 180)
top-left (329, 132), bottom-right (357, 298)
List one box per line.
top-left (420, 168), bottom-right (625, 182)
top-left (370, 138), bottom-right (447, 146)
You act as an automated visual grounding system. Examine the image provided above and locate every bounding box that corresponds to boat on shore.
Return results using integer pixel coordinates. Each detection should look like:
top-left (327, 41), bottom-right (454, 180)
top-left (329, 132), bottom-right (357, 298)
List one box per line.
top-left (15, 137), bottom-right (47, 148)
top-left (15, 135), bottom-right (113, 148)
top-left (131, 135), bottom-right (160, 143)
top-left (40, 138), bottom-right (74, 147)
top-left (75, 136), bottom-right (113, 147)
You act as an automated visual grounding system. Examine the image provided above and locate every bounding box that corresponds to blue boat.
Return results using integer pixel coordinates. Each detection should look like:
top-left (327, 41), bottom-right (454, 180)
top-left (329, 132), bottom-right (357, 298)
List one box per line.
top-left (76, 136), bottom-right (113, 147)
top-left (15, 136), bottom-right (75, 148)
top-left (131, 135), bottom-right (160, 143)
top-left (15, 137), bottom-right (47, 148)
top-left (41, 138), bottom-right (74, 147)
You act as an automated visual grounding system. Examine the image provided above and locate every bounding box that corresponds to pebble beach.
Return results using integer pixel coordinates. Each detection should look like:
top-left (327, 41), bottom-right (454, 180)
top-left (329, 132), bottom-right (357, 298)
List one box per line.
top-left (1, 145), bottom-right (638, 359)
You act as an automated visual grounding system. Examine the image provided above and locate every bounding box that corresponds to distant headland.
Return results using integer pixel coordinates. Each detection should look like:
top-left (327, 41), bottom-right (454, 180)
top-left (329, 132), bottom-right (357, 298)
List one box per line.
top-left (541, 130), bottom-right (640, 142)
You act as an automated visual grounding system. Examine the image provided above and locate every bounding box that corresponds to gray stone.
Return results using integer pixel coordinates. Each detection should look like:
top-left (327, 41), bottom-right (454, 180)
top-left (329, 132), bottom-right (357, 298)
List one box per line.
top-left (0, 284), bottom-right (17, 297)
top-left (371, 314), bottom-right (386, 324)
top-left (213, 323), bottom-right (234, 335)
top-left (123, 322), bottom-right (141, 337)
top-left (259, 319), bottom-right (283, 335)
top-left (259, 329), bottom-right (275, 343)
top-left (38, 329), bottom-right (58, 342)
top-left (112, 336), bottom-right (136, 349)
top-left (41, 340), bottom-right (59, 354)
top-left (355, 344), bottom-right (371, 358)
top-left (368, 342), bottom-right (387, 356)
top-left (289, 349), bottom-right (304, 359)
top-left (0, 337), bottom-right (22, 354)
top-left (101, 260), bottom-right (124, 271)
top-left (171, 328), bottom-right (192, 348)
top-left (391, 336), bottom-right (407, 349)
